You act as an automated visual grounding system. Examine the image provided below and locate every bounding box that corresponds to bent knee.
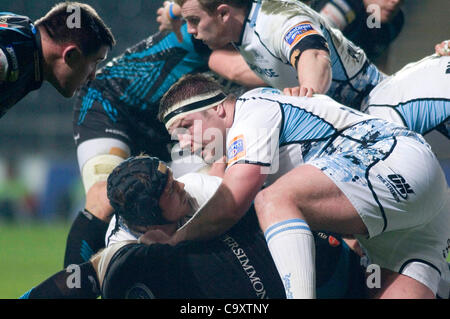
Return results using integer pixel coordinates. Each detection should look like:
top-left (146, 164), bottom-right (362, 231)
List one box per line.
top-left (254, 188), bottom-right (285, 214)
top-left (254, 188), bottom-right (299, 230)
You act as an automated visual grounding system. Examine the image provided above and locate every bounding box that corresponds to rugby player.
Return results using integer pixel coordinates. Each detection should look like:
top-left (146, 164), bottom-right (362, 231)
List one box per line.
top-left (0, 2), bottom-right (115, 118)
top-left (64, 21), bottom-right (264, 267)
top-left (21, 156), bottom-right (365, 299)
top-left (161, 0), bottom-right (386, 109)
top-left (148, 74), bottom-right (450, 299)
top-left (307, 0), bottom-right (404, 67)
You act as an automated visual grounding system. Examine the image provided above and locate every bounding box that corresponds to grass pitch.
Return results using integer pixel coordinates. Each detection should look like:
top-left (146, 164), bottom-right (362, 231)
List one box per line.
top-left (0, 222), bottom-right (70, 299)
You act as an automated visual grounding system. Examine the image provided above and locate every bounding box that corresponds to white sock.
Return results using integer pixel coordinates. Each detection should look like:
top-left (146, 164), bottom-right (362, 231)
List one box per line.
top-left (264, 218), bottom-right (316, 299)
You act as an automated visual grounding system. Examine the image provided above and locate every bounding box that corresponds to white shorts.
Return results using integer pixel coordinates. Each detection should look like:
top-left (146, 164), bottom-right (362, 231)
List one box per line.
top-left (357, 198), bottom-right (450, 295)
top-left (309, 129), bottom-right (450, 294)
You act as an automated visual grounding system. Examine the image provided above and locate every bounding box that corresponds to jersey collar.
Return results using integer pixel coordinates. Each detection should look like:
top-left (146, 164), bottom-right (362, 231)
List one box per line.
top-left (31, 22), bottom-right (44, 90)
top-left (233, 0), bottom-right (260, 47)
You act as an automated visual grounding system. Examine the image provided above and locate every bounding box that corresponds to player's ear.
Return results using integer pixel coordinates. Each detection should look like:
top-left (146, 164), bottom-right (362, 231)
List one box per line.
top-left (216, 4), bottom-right (231, 23)
top-left (214, 102), bottom-right (226, 118)
top-left (62, 45), bottom-right (83, 67)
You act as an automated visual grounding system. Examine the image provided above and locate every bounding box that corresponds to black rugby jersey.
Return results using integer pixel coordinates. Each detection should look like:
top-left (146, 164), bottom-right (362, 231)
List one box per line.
top-left (73, 24), bottom-right (213, 160)
top-left (0, 12), bottom-right (44, 118)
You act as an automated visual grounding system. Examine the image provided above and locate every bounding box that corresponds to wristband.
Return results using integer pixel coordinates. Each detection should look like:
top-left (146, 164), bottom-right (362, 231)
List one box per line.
top-left (169, 3), bottom-right (180, 20)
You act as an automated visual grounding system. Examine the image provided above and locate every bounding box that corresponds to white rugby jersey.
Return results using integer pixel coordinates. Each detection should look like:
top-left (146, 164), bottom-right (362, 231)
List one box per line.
top-left (225, 87), bottom-right (377, 185)
top-left (233, 0), bottom-right (384, 109)
top-left (364, 54), bottom-right (450, 137)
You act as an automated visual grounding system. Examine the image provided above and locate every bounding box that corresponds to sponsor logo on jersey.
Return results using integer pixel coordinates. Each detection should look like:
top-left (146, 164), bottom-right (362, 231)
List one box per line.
top-left (222, 235), bottom-right (268, 299)
top-left (248, 62), bottom-right (279, 78)
top-left (387, 174), bottom-right (414, 199)
top-left (105, 128), bottom-right (130, 140)
top-left (377, 173), bottom-right (414, 202)
top-left (227, 135), bottom-right (246, 165)
top-left (284, 22), bottom-right (319, 47)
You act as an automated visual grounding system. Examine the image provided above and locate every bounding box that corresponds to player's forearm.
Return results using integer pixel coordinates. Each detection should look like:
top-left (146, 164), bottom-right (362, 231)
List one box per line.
top-left (298, 49), bottom-right (332, 94)
top-left (172, 184), bottom-right (245, 244)
top-left (85, 181), bottom-right (114, 222)
top-left (208, 49), bottom-right (268, 88)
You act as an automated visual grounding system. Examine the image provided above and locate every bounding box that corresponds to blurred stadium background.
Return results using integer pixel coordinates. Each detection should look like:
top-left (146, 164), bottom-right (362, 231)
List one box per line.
top-left (0, 0), bottom-right (449, 298)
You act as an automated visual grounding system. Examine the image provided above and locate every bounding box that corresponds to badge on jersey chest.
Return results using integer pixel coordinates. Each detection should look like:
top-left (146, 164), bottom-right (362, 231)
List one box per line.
top-left (284, 22), bottom-right (318, 47)
top-left (227, 135), bottom-right (246, 165)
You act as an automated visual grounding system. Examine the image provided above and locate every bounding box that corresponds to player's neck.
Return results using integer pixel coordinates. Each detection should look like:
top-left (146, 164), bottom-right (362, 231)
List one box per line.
top-left (223, 98), bottom-right (237, 128)
top-left (38, 25), bottom-right (60, 83)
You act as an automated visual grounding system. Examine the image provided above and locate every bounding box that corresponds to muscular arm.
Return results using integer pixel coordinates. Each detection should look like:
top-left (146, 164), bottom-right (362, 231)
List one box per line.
top-left (143, 164), bottom-right (267, 245)
top-left (85, 181), bottom-right (114, 222)
top-left (284, 49), bottom-right (332, 97)
top-left (208, 48), bottom-right (268, 88)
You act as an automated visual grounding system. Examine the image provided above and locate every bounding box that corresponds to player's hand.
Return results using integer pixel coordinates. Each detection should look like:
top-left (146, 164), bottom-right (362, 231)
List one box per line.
top-left (342, 236), bottom-right (365, 257)
top-left (156, 1), bottom-right (184, 43)
top-left (435, 40), bottom-right (450, 56)
top-left (207, 155), bottom-right (227, 178)
top-left (283, 86), bottom-right (315, 97)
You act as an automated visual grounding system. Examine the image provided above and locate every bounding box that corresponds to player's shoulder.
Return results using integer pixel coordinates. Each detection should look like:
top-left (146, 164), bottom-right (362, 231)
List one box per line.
top-left (232, 88), bottom-right (284, 128)
top-left (238, 87), bottom-right (283, 100)
top-left (255, 0), bottom-right (319, 33)
top-left (236, 87), bottom-right (285, 112)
